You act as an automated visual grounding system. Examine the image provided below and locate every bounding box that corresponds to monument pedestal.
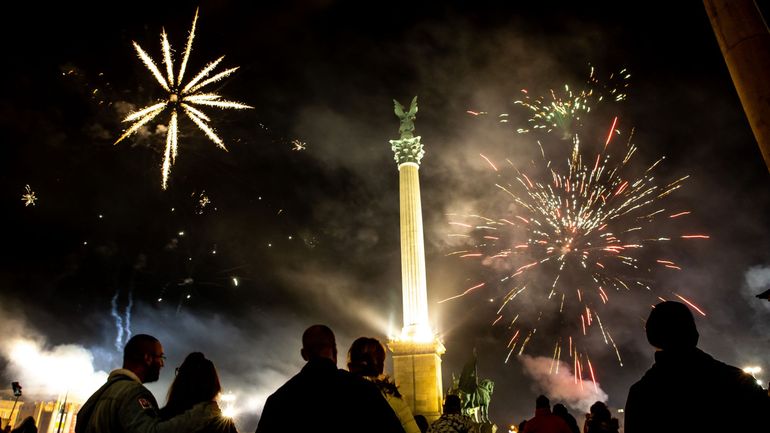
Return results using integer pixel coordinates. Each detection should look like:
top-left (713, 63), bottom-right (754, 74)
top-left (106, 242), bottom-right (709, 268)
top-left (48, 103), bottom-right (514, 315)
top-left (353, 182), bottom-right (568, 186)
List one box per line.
top-left (388, 339), bottom-right (446, 423)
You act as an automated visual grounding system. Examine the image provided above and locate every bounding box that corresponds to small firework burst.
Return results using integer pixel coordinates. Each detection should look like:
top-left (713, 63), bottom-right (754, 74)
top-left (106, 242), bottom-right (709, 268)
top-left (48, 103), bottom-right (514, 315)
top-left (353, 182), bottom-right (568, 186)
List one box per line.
top-left (194, 190), bottom-right (211, 214)
top-left (21, 185), bottom-right (37, 206)
top-left (291, 139), bottom-right (307, 151)
top-left (512, 66), bottom-right (630, 139)
top-left (115, 8), bottom-right (252, 189)
top-left (199, 192), bottom-right (210, 208)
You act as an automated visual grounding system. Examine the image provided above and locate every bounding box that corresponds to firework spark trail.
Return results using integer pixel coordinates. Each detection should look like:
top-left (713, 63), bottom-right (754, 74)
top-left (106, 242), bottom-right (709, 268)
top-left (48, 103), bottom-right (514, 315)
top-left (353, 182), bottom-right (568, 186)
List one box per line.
top-left (480, 154), bottom-right (498, 171)
top-left (115, 8), bottom-right (252, 189)
top-left (674, 293), bottom-right (707, 316)
top-left (603, 116), bottom-right (618, 152)
top-left (550, 342), bottom-right (560, 374)
top-left (587, 356), bottom-right (598, 393)
top-left (437, 283), bottom-right (485, 304)
top-left (444, 115), bottom-right (707, 373)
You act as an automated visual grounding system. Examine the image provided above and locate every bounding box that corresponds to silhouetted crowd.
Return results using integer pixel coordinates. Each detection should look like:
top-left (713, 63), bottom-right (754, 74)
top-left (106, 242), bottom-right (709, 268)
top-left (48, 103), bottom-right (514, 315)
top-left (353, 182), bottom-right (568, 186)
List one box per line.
top-left (6, 301), bottom-right (756, 433)
top-left (516, 396), bottom-right (618, 433)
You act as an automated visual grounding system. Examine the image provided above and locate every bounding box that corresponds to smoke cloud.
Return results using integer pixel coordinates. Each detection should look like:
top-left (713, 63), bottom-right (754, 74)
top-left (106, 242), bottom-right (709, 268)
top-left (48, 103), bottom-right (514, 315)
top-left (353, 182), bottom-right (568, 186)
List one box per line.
top-left (520, 355), bottom-right (608, 413)
top-left (0, 310), bottom-right (109, 402)
top-left (741, 266), bottom-right (770, 334)
top-left (0, 301), bottom-right (308, 431)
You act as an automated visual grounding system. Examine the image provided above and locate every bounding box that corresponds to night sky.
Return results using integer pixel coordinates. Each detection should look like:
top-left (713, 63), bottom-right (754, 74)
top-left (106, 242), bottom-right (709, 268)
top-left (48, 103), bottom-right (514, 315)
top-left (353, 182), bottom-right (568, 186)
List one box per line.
top-left (2, 1), bottom-right (770, 430)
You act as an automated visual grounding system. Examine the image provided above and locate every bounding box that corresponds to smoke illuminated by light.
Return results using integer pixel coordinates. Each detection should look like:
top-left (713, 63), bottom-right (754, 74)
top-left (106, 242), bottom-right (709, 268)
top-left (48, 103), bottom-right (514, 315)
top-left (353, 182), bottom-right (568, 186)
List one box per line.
top-left (520, 355), bottom-right (608, 413)
top-left (219, 392), bottom-right (238, 418)
top-left (4, 338), bottom-right (108, 402)
top-left (743, 366), bottom-right (765, 386)
top-left (114, 8), bottom-right (252, 189)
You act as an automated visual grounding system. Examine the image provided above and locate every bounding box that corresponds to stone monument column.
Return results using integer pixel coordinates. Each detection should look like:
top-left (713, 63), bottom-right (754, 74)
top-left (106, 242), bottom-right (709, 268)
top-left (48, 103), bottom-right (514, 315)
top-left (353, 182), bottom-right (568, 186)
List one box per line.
top-left (387, 96), bottom-right (445, 422)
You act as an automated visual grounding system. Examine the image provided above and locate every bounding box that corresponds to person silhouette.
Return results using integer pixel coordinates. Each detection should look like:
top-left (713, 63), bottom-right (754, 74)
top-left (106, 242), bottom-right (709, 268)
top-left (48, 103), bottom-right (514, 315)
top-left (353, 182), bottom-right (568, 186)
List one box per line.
top-left (160, 352), bottom-right (236, 433)
top-left (521, 395), bottom-right (571, 433)
top-left (427, 395), bottom-right (475, 433)
top-left (582, 402), bottom-right (617, 433)
top-left (10, 417), bottom-right (37, 433)
top-left (552, 404), bottom-right (579, 433)
top-left (347, 337), bottom-right (420, 433)
top-left (625, 301), bottom-right (770, 432)
top-left (256, 325), bottom-right (403, 433)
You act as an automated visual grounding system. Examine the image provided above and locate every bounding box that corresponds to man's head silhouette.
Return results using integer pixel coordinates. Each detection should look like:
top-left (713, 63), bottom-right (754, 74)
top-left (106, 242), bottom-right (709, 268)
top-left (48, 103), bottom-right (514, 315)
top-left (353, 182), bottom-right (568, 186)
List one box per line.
top-left (645, 301), bottom-right (699, 351)
top-left (301, 324), bottom-right (337, 363)
top-left (443, 394), bottom-right (462, 414)
top-left (122, 334), bottom-right (164, 383)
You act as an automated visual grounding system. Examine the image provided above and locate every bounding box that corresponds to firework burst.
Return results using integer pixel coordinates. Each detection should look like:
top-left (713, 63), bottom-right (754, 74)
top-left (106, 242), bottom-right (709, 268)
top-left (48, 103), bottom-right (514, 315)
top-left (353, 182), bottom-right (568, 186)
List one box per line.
top-left (21, 184), bottom-right (37, 206)
top-left (115, 9), bottom-right (252, 189)
top-left (511, 67), bottom-right (630, 139)
top-left (444, 119), bottom-right (708, 383)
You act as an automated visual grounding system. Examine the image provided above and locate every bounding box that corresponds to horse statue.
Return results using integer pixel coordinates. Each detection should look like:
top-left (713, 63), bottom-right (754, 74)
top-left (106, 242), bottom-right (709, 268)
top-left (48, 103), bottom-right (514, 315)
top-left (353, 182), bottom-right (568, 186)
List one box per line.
top-left (448, 350), bottom-right (495, 424)
top-left (462, 379), bottom-right (494, 423)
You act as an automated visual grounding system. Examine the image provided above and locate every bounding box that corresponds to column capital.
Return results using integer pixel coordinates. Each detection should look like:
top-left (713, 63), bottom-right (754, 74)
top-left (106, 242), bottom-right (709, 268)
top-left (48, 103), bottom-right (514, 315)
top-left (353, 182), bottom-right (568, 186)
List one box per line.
top-left (390, 136), bottom-right (425, 165)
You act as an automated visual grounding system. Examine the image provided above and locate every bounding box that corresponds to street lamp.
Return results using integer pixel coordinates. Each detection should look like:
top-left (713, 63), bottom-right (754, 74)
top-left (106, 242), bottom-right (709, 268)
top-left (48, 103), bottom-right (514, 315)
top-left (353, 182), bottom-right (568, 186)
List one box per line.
top-left (4, 382), bottom-right (22, 429)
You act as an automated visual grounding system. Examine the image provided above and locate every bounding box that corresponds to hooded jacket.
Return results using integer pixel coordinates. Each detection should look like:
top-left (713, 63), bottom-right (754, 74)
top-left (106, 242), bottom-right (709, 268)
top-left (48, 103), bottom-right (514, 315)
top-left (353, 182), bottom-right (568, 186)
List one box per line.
top-left (625, 348), bottom-right (770, 433)
top-left (521, 408), bottom-right (572, 433)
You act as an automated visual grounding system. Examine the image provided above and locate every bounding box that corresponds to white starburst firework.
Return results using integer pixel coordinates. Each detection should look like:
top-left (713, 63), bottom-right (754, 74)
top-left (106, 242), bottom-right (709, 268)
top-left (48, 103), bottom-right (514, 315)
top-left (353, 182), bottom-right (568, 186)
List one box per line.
top-left (115, 9), bottom-right (252, 189)
top-left (21, 184), bottom-right (37, 206)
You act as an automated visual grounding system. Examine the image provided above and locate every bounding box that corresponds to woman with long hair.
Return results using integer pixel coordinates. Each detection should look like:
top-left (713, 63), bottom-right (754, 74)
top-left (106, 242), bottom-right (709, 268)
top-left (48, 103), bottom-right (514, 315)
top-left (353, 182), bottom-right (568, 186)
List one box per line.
top-left (161, 352), bottom-right (237, 433)
top-left (347, 337), bottom-right (420, 433)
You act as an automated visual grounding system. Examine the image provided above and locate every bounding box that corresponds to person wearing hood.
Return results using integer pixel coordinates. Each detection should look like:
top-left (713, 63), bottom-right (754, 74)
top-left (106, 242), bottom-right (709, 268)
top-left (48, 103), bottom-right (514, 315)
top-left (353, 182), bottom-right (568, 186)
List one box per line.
top-left (625, 301), bottom-right (770, 433)
top-left (521, 395), bottom-right (571, 433)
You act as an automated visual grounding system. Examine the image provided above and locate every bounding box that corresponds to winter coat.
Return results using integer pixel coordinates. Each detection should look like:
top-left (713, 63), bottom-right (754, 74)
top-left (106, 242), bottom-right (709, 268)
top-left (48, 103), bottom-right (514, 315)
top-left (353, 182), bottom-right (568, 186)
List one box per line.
top-left (554, 412), bottom-right (580, 433)
top-left (76, 369), bottom-right (219, 433)
top-left (625, 347), bottom-right (770, 433)
top-left (255, 358), bottom-right (405, 433)
top-left (427, 413), bottom-right (476, 433)
top-left (521, 408), bottom-right (572, 433)
top-left (583, 417), bottom-right (618, 433)
top-left (160, 403), bottom-right (236, 433)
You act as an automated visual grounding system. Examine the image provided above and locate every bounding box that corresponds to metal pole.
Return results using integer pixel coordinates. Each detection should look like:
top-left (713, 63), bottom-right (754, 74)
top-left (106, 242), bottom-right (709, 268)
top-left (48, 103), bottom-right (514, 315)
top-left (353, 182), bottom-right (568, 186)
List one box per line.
top-left (5, 395), bottom-right (20, 429)
top-left (56, 393), bottom-right (68, 433)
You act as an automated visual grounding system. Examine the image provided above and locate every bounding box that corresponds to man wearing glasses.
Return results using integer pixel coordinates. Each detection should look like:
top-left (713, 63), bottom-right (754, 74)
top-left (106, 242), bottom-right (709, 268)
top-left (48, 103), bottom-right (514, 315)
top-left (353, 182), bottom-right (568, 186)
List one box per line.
top-left (76, 334), bottom-right (218, 433)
